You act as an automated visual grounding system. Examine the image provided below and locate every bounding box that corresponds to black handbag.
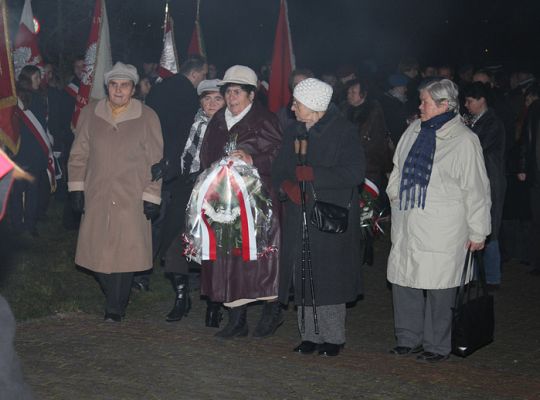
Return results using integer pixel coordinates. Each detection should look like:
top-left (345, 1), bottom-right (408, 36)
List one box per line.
top-left (309, 184), bottom-right (351, 234)
top-left (451, 250), bottom-right (494, 357)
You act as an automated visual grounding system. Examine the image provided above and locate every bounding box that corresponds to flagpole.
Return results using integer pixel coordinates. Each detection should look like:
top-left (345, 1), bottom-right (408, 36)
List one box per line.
top-left (163, 0), bottom-right (169, 37)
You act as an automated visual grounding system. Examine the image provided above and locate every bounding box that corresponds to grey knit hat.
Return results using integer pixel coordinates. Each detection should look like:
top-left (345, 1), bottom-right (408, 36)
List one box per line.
top-left (197, 79), bottom-right (221, 95)
top-left (104, 62), bottom-right (139, 85)
top-left (293, 78), bottom-right (333, 112)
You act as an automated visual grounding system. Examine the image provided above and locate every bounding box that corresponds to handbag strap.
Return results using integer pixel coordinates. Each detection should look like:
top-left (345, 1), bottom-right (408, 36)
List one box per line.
top-left (310, 182), bottom-right (353, 209)
top-left (454, 250), bottom-right (472, 310)
top-left (455, 249), bottom-right (489, 310)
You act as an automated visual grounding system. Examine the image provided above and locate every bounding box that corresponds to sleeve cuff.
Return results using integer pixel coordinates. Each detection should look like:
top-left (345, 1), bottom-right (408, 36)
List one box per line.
top-left (68, 181), bottom-right (84, 191)
top-left (142, 192), bottom-right (161, 205)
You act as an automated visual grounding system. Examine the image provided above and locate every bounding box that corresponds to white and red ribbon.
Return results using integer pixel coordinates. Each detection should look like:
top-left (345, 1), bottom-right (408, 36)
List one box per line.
top-left (16, 99), bottom-right (56, 190)
top-left (194, 159), bottom-right (257, 262)
top-left (364, 177), bottom-right (379, 198)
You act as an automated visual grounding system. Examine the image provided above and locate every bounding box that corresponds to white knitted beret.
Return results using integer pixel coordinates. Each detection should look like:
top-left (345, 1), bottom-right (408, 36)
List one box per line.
top-left (293, 78), bottom-right (333, 112)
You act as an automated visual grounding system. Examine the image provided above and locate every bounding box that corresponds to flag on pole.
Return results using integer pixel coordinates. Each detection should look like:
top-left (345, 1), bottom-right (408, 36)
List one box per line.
top-left (12, 0), bottom-right (44, 79)
top-left (267, 0), bottom-right (296, 113)
top-left (71, 0), bottom-right (112, 129)
top-left (157, 2), bottom-right (179, 80)
top-left (187, 0), bottom-right (206, 57)
top-left (0, 0), bottom-right (19, 154)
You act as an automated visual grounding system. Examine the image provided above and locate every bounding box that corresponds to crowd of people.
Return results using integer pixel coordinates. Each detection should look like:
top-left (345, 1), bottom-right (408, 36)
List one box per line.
top-left (4, 53), bottom-right (540, 362)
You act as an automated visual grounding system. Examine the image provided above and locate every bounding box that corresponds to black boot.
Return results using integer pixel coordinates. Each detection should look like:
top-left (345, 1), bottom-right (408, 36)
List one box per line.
top-left (252, 301), bottom-right (284, 338)
top-left (205, 301), bottom-right (223, 328)
top-left (363, 242), bottom-right (374, 266)
top-left (214, 305), bottom-right (248, 338)
top-left (165, 274), bottom-right (191, 322)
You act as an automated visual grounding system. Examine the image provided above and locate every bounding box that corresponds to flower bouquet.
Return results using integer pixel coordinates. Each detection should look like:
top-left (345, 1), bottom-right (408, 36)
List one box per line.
top-left (359, 178), bottom-right (389, 238)
top-left (183, 157), bottom-right (273, 264)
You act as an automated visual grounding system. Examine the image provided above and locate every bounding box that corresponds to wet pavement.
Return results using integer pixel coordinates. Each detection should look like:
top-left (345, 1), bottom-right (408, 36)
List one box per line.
top-left (14, 240), bottom-right (540, 399)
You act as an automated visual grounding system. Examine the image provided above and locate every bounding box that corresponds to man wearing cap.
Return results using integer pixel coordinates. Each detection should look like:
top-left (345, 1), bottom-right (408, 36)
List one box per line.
top-left (68, 62), bottom-right (163, 322)
top-left (380, 73), bottom-right (410, 146)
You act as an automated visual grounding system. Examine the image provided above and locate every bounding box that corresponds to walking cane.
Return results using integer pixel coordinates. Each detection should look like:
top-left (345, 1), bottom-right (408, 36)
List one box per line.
top-left (295, 135), bottom-right (319, 334)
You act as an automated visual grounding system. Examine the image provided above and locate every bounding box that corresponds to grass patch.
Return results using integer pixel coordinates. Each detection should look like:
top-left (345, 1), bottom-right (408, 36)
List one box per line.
top-left (0, 198), bottom-right (171, 321)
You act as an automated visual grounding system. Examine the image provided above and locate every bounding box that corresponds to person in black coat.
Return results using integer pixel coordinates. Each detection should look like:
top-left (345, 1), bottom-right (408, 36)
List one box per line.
top-left (517, 84), bottom-right (540, 275)
top-left (145, 55), bottom-right (207, 320)
top-left (464, 82), bottom-right (506, 286)
top-left (273, 78), bottom-right (365, 357)
top-left (9, 66), bottom-right (49, 236)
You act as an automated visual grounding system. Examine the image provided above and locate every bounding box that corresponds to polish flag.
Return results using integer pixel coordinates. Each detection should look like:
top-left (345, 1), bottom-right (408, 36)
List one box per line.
top-left (187, 0), bottom-right (206, 57)
top-left (267, 0), bottom-right (296, 113)
top-left (71, 0), bottom-right (112, 129)
top-left (157, 4), bottom-right (179, 80)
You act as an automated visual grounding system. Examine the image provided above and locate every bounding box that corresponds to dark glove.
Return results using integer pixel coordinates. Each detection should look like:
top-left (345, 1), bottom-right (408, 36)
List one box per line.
top-left (151, 158), bottom-right (169, 182)
top-left (295, 165), bottom-right (314, 182)
top-left (143, 200), bottom-right (161, 220)
top-left (281, 180), bottom-right (302, 205)
top-left (71, 191), bottom-right (85, 213)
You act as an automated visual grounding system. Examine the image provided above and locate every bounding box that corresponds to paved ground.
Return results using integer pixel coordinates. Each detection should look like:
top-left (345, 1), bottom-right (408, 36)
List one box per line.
top-left (14, 240), bottom-right (540, 400)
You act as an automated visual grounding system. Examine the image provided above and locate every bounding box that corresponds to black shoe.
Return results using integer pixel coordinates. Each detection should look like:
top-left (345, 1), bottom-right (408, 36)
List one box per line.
top-left (214, 306), bottom-right (248, 339)
top-left (252, 302), bottom-right (284, 338)
top-left (416, 351), bottom-right (449, 363)
top-left (205, 301), bottom-right (223, 328)
top-left (166, 274), bottom-right (191, 322)
top-left (318, 343), bottom-right (344, 357)
top-left (104, 313), bottom-right (121, 323)
top-left (293, 341), bottom-right (318, 354)
top-left (389, 345), bottom-right (423, 355)
top-left (132, 278), bottom-right (150, 291)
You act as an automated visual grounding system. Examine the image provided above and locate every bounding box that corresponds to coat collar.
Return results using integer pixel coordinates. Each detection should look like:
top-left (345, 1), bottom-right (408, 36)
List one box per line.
top-left (94, 98), bottom-right (143, 128)
top-left (307, 103), bottom-right (341, 138)
top-left (412, 114), bottom-right (464, 139)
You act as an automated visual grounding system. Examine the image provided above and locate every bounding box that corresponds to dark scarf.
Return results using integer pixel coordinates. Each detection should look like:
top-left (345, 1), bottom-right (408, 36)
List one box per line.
top-left (399, 111), bottom-right (455, 210)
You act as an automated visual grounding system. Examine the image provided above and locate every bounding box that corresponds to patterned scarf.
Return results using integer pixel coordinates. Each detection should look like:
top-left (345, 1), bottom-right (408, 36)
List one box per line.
top-left (181, 108), bottom-right (209, 175)
top-left (399, 111), bottom-right (455, 210)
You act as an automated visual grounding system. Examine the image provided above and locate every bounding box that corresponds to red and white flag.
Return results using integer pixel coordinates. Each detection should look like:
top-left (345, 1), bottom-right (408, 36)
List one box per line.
top-left (267, 0), bottom-right (295, 113)
top-left (72, 0), bottom-right (112, 129)
top-left (187, 0), bottom-right (206, 57)
top-left (12, 0), bottom-right (44, 79)
top-left (157, 3), bottom-right (179, 80)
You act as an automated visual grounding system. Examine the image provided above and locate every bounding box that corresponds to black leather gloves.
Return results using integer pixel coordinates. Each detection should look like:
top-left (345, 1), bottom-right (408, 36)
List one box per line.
top-left (143, 201), bottom-right (160, 220)
top-left (71, 191), bottom-right (85, 213)
top-left (151, 158), bottom-right (169, 182)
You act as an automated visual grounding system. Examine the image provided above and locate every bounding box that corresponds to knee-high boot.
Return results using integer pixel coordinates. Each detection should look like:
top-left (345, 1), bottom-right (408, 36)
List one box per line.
top-left (166, 273), bottom-right (191, 322)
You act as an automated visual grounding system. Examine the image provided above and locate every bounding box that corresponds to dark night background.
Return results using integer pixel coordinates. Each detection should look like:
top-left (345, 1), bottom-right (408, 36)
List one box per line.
top-left (4, 0), bottom-right (540, 75)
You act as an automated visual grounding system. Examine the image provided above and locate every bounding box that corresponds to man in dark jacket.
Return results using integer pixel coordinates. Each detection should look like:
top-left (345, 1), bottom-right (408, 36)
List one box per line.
top-left (464, 82), bottom-right (506, 287)
top-left (144, 55), bottom-right (207, 319)
top-left (517, 84), bottom-right (540, 275)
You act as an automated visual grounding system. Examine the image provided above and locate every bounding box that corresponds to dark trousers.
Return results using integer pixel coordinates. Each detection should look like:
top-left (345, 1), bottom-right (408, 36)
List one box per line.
top-left (95, 272), bottom-right (134, 316)
top-left (9, 172), bottom-right (41, 232)
top-left (530, 181), bottom-right (540, 269)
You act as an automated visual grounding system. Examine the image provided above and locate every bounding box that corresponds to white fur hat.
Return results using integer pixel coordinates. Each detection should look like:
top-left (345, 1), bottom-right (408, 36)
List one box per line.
top-left (293, 78), bottom-right (333, 112)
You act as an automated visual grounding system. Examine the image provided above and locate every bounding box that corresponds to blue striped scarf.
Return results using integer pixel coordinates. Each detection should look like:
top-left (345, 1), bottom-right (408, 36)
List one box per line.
top-left (399, 111), bottom-right (455, 210)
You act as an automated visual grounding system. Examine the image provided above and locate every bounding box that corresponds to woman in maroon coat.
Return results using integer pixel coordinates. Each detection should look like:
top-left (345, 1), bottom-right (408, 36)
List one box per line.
top-left (199, 65), bottom-right (283, 339)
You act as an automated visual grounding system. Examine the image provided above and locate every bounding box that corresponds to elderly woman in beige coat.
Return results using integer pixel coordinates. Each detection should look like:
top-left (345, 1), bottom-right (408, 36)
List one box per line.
top-left (68, 62), bottom-right (163, 322)
top-left (386, 79), bottom-right (491, 362)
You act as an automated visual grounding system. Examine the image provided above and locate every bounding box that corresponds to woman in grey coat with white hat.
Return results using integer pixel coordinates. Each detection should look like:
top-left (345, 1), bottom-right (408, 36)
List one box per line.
top-left (273, 78), bottom-right (365, 357)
